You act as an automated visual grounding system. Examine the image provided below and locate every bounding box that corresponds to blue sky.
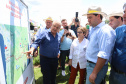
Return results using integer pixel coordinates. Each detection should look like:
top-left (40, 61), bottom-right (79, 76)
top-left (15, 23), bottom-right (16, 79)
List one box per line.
top-left (24, 0), bottom-right (125, 26)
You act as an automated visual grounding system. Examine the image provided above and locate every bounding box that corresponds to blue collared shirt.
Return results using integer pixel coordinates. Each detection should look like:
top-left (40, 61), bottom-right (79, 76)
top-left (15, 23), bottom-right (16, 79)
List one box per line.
top-left (86, 22), bottom-right (116, 64)
top-left (31, 30), bottom-right (60, 58)
top-left (112, 25), bottom-right (126, 73)
top-left (59, 29), bottom-right (76, 50)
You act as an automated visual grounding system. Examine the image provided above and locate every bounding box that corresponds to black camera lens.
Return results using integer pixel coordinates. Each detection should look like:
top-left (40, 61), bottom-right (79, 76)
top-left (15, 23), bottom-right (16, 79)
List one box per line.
top-left (75, 18), bottom-right (79, 22)
top-left (65, 26), bottom-right (69, 30)
top-left (75, 12), bottom-right (79, 22)
top-left (66, 32), bottom-right (71, 37)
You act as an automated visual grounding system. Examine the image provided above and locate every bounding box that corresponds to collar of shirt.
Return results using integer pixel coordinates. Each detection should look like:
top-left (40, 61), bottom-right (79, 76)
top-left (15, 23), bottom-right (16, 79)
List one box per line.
top-left (45, 26), bottom-right (51, 30)
top-left (91, 22), bottom-right (105, 34)
top-left (48, 29), bottom-right (59, 38)
top-left (77, 38), bottom-right (86, 44)
top-left (92, 21), bottom-right (105, 29)
top-left (88, 22), bottom-right (105, 40)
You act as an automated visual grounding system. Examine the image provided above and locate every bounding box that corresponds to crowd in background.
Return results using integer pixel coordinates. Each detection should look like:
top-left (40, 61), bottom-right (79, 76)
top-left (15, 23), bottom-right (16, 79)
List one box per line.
top-left (25, 3), bottom-right (126, 84)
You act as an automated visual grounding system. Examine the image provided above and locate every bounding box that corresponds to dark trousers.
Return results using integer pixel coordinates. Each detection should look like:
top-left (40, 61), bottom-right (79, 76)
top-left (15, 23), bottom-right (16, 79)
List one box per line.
top-left (40, 56), bottom-right (58, 84)
top-left (60, 50), bottom-right (71, 71)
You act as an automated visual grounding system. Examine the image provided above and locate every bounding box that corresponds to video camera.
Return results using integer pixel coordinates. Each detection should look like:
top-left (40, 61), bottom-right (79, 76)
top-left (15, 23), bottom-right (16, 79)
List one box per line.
top-left (75, 12), bottom-right (79, 22)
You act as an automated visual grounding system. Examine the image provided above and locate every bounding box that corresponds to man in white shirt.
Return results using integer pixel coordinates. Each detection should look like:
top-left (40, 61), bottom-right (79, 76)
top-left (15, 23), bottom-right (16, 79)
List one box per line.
top-left (83, 6), bottom-right (116, 84)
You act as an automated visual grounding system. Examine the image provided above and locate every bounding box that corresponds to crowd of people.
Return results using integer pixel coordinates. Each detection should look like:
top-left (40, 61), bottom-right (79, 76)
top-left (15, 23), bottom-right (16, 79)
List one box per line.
top-left (25, 3), bottom-right (126, 84)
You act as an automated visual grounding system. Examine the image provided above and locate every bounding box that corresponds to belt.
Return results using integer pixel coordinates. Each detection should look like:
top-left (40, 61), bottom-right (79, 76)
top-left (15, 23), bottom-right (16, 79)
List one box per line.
top-left (40, 55), bottom-right (57, 59)
top-left (113, 66), bottom-right (126, 75)
top-left (87, 60), bottom-right (96, 64)
top-left (40, 55), bottom-right (51, 59)
top-left (87, 60), bottom-right (107, 65)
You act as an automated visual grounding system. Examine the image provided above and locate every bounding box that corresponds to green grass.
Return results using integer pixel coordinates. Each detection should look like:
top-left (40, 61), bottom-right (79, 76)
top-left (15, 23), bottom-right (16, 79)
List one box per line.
top-left (33, 56), bottom-right (110, 84)
top-left (34, 56), bottom-right (82, 84)
top-left (106, 63), bottom-right (111, 84)
top-left (34, 67), bottom-right (42, 84)
top-left (34, 65), bottom-right (82, 84)
top-left (34, 64), bottom-right (110, 84)
top-left (33, 48), bottom-right (40, 65)
top-left (33, 56), bottom-right (40, 65)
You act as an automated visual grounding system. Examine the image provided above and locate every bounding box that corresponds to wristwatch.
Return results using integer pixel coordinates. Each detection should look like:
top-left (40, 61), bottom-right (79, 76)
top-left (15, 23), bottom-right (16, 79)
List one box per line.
top-left (63, 35), bottom-right (65, 37)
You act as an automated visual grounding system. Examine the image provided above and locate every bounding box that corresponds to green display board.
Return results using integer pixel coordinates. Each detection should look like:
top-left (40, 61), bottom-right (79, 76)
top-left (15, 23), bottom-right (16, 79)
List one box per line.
top-left (0, 0), bottom-right (34, 84)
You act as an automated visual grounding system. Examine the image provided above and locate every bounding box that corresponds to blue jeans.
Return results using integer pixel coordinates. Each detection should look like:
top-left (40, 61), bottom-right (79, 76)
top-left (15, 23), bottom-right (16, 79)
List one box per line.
top-left (40, 56), bottom-right (58, 84)
top-left (86, 62), bottom-right (108, 84)
top-left (109, 67), bottom-right (126, 84)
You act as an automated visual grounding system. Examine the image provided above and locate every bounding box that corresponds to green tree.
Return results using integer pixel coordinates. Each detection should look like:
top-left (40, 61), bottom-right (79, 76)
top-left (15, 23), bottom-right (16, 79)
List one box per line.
top-left (105, 20), bottom-right (109, 24)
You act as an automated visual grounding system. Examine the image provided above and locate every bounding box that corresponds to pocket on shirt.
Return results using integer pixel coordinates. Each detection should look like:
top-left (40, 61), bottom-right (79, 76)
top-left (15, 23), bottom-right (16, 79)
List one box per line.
top-left (43, 39), bottom-right (50, 48)
top-left (83, 47), bottom-right (86, 51)
top-left (83, 46), bottom-right (87, 52)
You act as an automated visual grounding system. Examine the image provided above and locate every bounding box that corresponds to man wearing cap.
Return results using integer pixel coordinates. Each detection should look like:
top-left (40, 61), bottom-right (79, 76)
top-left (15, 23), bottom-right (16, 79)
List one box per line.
top-left (83, 6), bottom-right (116, 84)
top-left (35, 17), bottom-right (53, 39)
top-left (33, 17), bottom-right (53, 57)
top-left (108, 12), bottom-right (123, 29)
top-left (25, 21), bottom-right (61, 84)
top-left (109, 3), bottom-right (126, 84)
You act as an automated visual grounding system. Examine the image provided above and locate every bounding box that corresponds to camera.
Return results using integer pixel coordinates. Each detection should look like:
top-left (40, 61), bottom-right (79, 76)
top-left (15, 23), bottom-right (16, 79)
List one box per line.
top-left (64, 26), bottom-right (71, 36)
top-left (64, 26), bottom-right (69, 30)
top-left (75, 12), bottom-right (79, 22)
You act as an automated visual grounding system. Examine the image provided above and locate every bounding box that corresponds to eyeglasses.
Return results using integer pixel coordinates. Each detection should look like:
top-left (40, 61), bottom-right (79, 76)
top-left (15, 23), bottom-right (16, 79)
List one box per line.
top-left (77, 32), bottom-right (83, 34)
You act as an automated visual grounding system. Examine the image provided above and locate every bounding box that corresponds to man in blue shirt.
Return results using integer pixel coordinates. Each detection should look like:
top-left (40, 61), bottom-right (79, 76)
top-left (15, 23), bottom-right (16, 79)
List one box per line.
top-left (25, 21), bottom-right (61, 84)
top-left (83, 6), bottom-right (116, 84)
top-left (59, 19), bottom-right (76, 76)
top-left (35, 17), bottom-right (53, 40)
top-left (109, 3), bottom-right (126, 84)
top-left (33, 17), bottom-right (53, 57)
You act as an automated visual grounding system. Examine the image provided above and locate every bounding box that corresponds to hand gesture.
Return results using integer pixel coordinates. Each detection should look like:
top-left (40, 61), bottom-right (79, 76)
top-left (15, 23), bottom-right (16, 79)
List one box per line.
top-left (57, 53), bottom-right (60, 58)
top-left (33, 50), bottom-right (38, 57)
top-left (64, 29), bottom-right (69, 35)
top-left (68, 59), bottom-right (72, 66)
top-left (24, 47), bottom-right (35, 59)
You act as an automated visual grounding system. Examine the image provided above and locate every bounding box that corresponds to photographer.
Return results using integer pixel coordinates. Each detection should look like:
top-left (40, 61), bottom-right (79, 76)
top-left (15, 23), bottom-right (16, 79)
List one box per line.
top-left (69, 13), bottom-right (81, 37)
top-left (59, 19), bottom-right (76, 76)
